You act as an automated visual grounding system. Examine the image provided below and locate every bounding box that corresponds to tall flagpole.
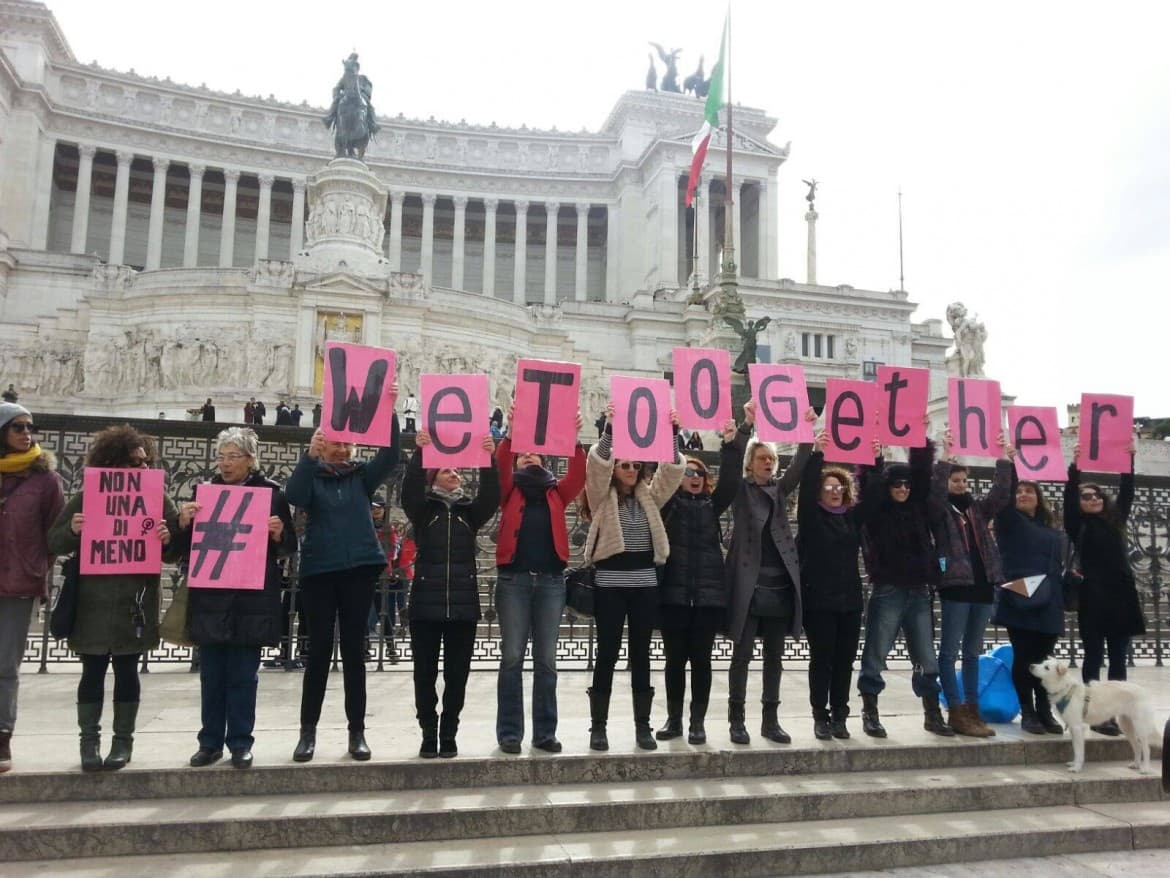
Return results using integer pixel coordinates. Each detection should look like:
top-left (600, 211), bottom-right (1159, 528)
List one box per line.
top-left (716, 7), bottom-right (743, 321)
top-left (897, 189), bottom-right (905, 292)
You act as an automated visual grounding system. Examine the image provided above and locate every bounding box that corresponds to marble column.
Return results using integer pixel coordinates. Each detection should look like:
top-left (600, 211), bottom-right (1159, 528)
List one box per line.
top-left (765, 175), bottom-right (780, 279)
top-left (513, 200), bottom-right (528, 305)
top-left (145, 157), bottom-right (170, 270)
top-left (290, 178), bottom-right (306, 255)
top-left (482, 198), bottom-right (497, 297)
top-left (660, 169), bottom-right (679, 288)
top-left (420, 192), bottom-right (436, 282)
top-left (183, 163), bottom-right (205, 267)
top-left (387, 189), bottom-right (403, 270)
top-left (108, 150), bottom-right (133, 265)
top-left (30, 138), bottom-right (57, 250)
top-left (255, 174), bottom-right (274, 262)
top-left (731, 177), bottom-right (743, 278)
top-left (574, 202), bottom-right (589, 302)
top-left (70, 144), bottom-right (97, 254)
top-left (806, 207), bottom-right (818, 285)
top-left (543, 201), bottom-right (559, 305)
top-left (695, 181), bottom-right (710, 286)
top-left (452, 195), bottom-right (467, 290)
top-left (604, 202), bottom-right (619, 302)
top-left (219, 169), bottom-right (240, 268)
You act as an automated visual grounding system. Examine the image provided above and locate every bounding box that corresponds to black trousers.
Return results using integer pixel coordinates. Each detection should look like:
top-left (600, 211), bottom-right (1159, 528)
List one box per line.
top-left (77, 653), bottom-right (140, 705)
top-left (1079, 617), bottom-right (1130, 683)
top-left (803, 609), bottom-right (862, 716)
top-left (298, 565), bottom-right (380, 731)
top-left (592, 586), bottom-right (658, 695)
top-left (659, 607), bottom-right (721, 706)
top-left (729, 614), bottom-right (787, 705)
top-left (1006, 627), bottom-right (1060, 712)
top-left (410, 619), bottom-right (477, 730)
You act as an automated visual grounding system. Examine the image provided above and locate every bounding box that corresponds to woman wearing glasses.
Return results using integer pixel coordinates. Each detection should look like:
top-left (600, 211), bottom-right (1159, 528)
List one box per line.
top-left (0, 404), bottom-right (64, 773)
top-left (584, 402), bottom-right (685, 751)
top-left (47, 425), bottom-right (180, 771)
top-left (655, 415), bottom-right (745, 745)
top-left (1064, 442), bottom-right (1142, 736)
top-left (284, 385), bottom-right (400, 763)
top-left (175, 428), bottom-right (297, 768)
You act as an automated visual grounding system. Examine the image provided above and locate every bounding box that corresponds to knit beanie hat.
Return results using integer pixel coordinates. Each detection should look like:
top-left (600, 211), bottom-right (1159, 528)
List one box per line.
top-left (883, 462), bottom-right (912, 484)
top-left (0, 402), bottom-right (31, 431)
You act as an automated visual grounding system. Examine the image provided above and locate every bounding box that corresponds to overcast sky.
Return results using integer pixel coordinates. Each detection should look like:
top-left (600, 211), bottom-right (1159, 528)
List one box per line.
top-left (45, 0), bottom-right (1169, 416)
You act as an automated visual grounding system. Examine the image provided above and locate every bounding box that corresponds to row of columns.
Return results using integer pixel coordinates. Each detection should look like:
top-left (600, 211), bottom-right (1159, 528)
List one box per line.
top-left (386, 192), bottom-right (600, 305)
top-left (688, 176), bottom-right (766, 285)
top-left (67, 143), bottom-right (305, 269)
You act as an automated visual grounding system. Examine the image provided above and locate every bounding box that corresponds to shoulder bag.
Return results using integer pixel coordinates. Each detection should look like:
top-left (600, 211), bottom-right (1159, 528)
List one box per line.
top-left (48, 556), bottom-right (80, 640)
top-left (564, 566), bottom-right (596, 619)
top-left (159, 576), bottom-right (195, 647)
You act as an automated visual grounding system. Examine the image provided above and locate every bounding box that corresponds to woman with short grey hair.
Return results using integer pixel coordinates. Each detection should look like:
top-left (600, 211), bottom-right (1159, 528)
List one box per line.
top-left (174, 427), bottom-right (296, 768)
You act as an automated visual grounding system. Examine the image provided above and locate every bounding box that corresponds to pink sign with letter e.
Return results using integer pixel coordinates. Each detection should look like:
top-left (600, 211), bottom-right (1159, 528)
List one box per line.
top-left (1078, 393), bottom-right (1134, 474)
top-left (80, 467), bottom-right (165, 575)
top-left (948, 378), bottom-right (1003, 458)
top-left (1007, 406), bottom-right (1066, 482)
top-left (748, 364), bottom-right (814, 443)
top-left (823, 379), bottom-right (878, 465)
top-left (672, 347), bottom-right (731, 430)
top-left (610, 376), bottom-right (675, 462)
top-left (511, 359), bottom-right (581, 456)
top-left (321, 342), bottom-right (397, 447)
top-left (420, 373), bottom-right (491, 468)
top-left (188, 484), bottom-right (271, 590)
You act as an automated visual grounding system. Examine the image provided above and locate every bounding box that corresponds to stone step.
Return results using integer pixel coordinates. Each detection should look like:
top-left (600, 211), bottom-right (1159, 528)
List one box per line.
top-left (6, 802), bottom-right (1170, 877)
top-left (0, 762), bottom-right (1162, 862)
top-left (0, 734), bottom-right (1148, 804)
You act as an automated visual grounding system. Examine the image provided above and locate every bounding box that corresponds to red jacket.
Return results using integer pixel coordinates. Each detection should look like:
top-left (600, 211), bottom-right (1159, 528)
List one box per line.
top-left (0, 457), bottom-right (65, 599)
top-left (495, 438), bottom-right (586, 566)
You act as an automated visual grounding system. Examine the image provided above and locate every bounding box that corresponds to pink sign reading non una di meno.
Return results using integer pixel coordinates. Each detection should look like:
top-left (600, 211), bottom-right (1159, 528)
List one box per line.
top-left (948, 377), bottom-right (1003, 458)
top-left (1078, 393), bottom-right (1135, 474)
top-left (510, 358), bottom-right (581, 457)
top-left (823, 379), bottom-right (878, 465)
top-left (321, 342), bottom-right (397, 447)
top-left (420, 373), bottom-right (491, 468)
top-left (610, 375), bottom-right (675, 462)
top-left (187, 484), bottom-right (271, 590)
top-left (81, 467), bottom-right (165, 575)
top-left (748, 364), bottom-right (815, 443)
top-left (875, 366), bottom-right (930, 448)
top-left (1007, 406), bottom-right (1067, 482)
top-left (672, 347), bottom-right (731, 431)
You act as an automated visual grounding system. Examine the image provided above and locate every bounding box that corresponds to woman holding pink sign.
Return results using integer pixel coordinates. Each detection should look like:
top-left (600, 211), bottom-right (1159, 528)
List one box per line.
top-left (47, 425), bottom-right (180, 772)
top-left (175, 427), bottom-right (297, 769)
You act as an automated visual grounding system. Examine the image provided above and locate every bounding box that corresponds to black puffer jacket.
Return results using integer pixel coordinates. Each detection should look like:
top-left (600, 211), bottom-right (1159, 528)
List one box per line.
top-left (402, 450), bottom-right (500, 623)
top-left (182, 473), bottom-right (297, 648)
top-left (797, 451), bottom-right (873, 614)
top-left (659, 431), bottom-right (746, 608)
top-left (861, 441), bottom-right (940, 590)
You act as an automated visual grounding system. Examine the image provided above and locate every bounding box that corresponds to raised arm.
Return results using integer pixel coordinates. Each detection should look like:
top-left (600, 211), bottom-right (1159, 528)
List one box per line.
top-left (469, 454), bottom-right (501, 531)
top-left (1063, 461), bottom-right (1082, 538)
top-left (360, 414), bottom-right (401, 496)
top-left (496, 435), bottom-right (516, 505)
top-left (400, 450), bottom-right (427, 527)
top-left (977, 458), bottom-right (1014, 517)
top-left (585, 409), bottom-right (616, 512)
top-left (798, 448), bottom-right (825, 531)
top-left (778, 443), bottom-right (813, 496)
top-left (1117, 467), bottom-right (1135, 524)
top-left (928, 459), bottom-right (952, 524)
top-left (908, 438), bottom-right (936, 508)
top-left (711, 424), bottom-right (748, 517)
top-left (272, 488), bottom-right (297, 558)
top-left (556, 443), bottom-right (588, 505)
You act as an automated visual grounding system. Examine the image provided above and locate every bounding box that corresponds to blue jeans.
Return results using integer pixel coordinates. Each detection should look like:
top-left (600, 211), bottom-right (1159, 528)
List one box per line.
top-left (198, 644), bottom-right (262, 752)
top-left (938, 599), bottom-right (993, 706)
top-left (495, 570), bottom-right (565, 744)
top-left (857, 585), bottom-right (939, 698)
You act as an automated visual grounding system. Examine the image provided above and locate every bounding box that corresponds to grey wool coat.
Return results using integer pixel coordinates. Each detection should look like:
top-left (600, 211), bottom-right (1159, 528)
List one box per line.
top-left (725, 442), bottom-right (811, 644)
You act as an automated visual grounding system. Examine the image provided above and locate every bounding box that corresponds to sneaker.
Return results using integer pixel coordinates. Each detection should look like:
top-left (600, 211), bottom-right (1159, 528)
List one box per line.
top-left (499, 739), bottom-right (522, 754)
top-left (533, 738), bottom-right (563, 753)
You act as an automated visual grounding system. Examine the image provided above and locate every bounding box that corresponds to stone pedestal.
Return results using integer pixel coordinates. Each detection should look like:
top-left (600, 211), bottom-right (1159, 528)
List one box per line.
top-left (296, 158), bottom-right (389, 276)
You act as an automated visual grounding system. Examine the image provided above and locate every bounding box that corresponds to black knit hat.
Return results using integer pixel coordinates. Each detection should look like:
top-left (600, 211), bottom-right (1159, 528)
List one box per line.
top-left (883, 462), bottom-right (912, 484)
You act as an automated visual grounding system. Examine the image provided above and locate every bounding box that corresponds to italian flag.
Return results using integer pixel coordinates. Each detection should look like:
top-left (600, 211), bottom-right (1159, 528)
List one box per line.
top-left (685, 16), bottom-right (728, 208)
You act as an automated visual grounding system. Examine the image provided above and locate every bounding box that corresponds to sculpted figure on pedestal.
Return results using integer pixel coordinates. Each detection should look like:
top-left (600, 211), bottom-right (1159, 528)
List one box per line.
top-left (724, 315), bottom-right (772, 374)
top-left (945, 301), bottom-right (987, 377)
top-left (649, 43), bottom-right (683, 92)
top-left (323, 53), bottom-right (378, 159)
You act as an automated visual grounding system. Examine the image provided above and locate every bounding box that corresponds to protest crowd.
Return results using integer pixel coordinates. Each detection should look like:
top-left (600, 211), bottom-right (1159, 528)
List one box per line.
top-left (0, 345), bottom-right (1144, 772)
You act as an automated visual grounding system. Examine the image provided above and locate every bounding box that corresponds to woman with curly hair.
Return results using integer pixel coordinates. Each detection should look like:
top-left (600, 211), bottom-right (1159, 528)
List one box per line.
top-left (0, 403), bottom-right (64, 773)
top-left (47, 425), bottom-right (180, 771)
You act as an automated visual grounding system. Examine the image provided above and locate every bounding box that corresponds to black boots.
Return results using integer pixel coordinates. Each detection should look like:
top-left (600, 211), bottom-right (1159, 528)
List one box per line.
top-left (588, 687), bottom-right (610, 751)
top-left (861, 692), bottom-right (887, 738)
top-left (439, 713), bottom-right (459, 758)
top-left (688, 700), bottom-right (708, 745)
top-left (1034, 690), bottom-right (1064, 734)
top-left (633, 689), bottom-right (657, 750)
top-left (813, 707), bottom-right (832, 741)
top-left (348, 730), bottom-right (371, 761)
top-left (830, 706), bottom-right (850, 740)
top-left (760, 701), bottom-right (791, 744)
top-left (1019, 699), bottom-right (1046, 735)
top-left (77, 702), bottom-right (103, 772)
top-left (104, 701), bottom-right (138, 770)
top-left (293, 726), bottom-right (316, 762)
top-left (922, 694), bottom-right (956, 737)
top-left (419, 720), bottom-right (439, 759)
top-left (656, 700), bottom-right (684, 741)
top-left (728, 700), bottom-right (750, 745)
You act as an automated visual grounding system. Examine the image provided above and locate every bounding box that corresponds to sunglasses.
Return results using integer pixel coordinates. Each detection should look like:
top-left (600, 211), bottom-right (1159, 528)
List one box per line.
top-left (216, 453), bottom-right (248, 463)
top-left (1080, 491), bottom-right (1104, 501)
top-left (617, 461), bottom-right (643, 472)
top-left (7, 422), bottom-right (38, 434)
top-left (822, 485), bottom-right (846, 494)
top-left (889, 479), bottom-right (911, 489)
top-left (684, 467), bottom-right (707, 478)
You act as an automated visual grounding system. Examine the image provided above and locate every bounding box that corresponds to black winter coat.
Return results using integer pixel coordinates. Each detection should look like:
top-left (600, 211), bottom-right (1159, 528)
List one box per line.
top-left (797, 451), bottom-right (872, 615)
top-left (860, 442), bottom-right (939, 590)
top-left (991, 470), bottom-right (1065, 636)
top-left (402, 451), bottom-right (500, 623)
top-left (180, 473), bottom-right (297, 648)
top-left (659, 431), bottom-right (746, 609)
top-left (928, 457), bottom-right (1011, 596)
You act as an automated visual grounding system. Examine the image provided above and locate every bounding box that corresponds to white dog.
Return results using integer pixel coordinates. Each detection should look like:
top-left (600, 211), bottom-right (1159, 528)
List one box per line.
top-left (1030, 658), bottom-right (1158, 774)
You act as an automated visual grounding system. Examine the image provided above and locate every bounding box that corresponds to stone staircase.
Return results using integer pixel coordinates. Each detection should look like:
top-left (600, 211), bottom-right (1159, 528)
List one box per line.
top-left (2, 736), bottom-right (1166, 877)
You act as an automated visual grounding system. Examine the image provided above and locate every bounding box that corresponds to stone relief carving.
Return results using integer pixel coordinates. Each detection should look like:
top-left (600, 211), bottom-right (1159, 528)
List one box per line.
top-left (0, 345), bottom-right (84, 397)
top-left (250, 259), bottom-right (295, 287)
top-left (526, 304), bottom-right (563, 328)
top-left (388, 272), bottom-right (428, 300)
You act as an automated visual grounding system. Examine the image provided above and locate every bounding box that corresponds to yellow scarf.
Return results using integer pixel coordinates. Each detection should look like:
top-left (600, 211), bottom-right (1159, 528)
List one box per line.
top-left (0, 443), bottom-right (43, 473)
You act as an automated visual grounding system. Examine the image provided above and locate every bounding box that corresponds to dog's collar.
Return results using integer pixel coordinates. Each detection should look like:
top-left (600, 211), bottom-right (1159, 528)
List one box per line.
top-left (1053, 689), bottom-right (1088, 718)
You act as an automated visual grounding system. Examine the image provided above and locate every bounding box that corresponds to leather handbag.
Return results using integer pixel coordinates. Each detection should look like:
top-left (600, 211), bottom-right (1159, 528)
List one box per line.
top-left (159, 579), bottom-right (195, 647)
top-left (48, 556), bottom-right (80, 640)
top-left (564, 566), bottom-right (596, 619)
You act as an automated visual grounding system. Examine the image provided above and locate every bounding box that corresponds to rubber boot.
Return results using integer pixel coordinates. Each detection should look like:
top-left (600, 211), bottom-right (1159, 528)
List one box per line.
top-left (813, 706), bottom-right (832, 741)
top-left (77, 703), bottom-right (103, 773)
top-left (656, 700), bottom-right (684, 740)
top-left (103, 701), bottom-right (138, 770)
top-left (860, 692), bottom-right (887, 738)
top-left (633, 688), bottom-right (657, 750)
top-left (728, 700), bottom-right (750, 745)
top-left (587, 687), bottom-right (610, 751)
top-left (438, 712), bottom-right (459, 758)
top-left (760, 701), bottom-right (792, 744)
top-left (0, 730), bottom-right (10, 774)
top-left (830, 705), bottom-right (851, 740)
top-left (922, 694), bottom-right (956, 737)
top-left (687, 700), bottom-right (708, 745)
top-left (1034, 689), bottom-right (1064, 735)
top-left (418, 718), bottom-right (438, 759)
